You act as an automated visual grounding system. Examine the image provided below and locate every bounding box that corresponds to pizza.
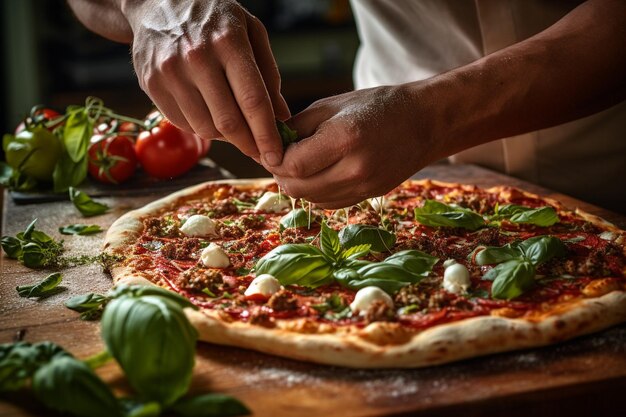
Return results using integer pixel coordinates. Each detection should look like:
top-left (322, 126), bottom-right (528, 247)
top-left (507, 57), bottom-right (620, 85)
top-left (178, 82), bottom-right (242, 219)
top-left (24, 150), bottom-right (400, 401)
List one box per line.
top-left (103, 178), bottom-right (626, 368)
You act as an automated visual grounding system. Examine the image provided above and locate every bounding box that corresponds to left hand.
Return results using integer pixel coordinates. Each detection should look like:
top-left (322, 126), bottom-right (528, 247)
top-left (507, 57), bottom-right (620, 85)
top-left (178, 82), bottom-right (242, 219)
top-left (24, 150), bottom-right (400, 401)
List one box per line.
top-left (269, 84), bottom-right (444, 208)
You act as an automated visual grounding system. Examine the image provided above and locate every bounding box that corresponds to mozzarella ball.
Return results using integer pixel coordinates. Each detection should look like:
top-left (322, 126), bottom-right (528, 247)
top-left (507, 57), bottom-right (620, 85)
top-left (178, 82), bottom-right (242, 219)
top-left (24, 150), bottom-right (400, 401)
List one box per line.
top-left (254, 192), bottom-right (291, 213)
top-left (349, 286), bottom-right (394, 314)
top-left (180, 215), bottom-right (217, 237)
top-left (442, 261), bottom-right (471, 294)
top-left (244, 274), bottom-right (282, 298)
top-left (200, 243), bottom-right (230, 268)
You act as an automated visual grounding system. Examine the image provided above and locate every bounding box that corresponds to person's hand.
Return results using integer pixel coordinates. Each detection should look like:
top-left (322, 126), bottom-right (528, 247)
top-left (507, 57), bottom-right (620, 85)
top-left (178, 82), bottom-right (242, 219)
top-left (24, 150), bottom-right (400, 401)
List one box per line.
top-left (269, 85), bottom-right (445, 208)
top-left (122, 0), bottom-right (290, 166)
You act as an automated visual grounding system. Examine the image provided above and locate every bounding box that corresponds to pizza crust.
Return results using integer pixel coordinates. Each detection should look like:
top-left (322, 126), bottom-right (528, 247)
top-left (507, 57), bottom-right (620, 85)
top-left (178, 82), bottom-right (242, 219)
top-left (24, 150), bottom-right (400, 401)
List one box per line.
top-left (104, 178), bottom-right (626, 368)
top-left (185, 290), bottom-right (626, 368)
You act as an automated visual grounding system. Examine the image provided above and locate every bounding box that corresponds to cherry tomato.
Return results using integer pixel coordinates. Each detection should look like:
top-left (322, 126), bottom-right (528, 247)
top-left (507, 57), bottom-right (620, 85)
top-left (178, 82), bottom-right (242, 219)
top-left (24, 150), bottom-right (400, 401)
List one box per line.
top-left (5, 127), bottom-right (62, 181)
top-left (15, 107), bottom-right (63, 135)
top-left (144, 109), bottom-right (209, 159)
top-left (135, 118), bottom-right (201, 179)
top-left (88, 134), bottom-right (138, 184)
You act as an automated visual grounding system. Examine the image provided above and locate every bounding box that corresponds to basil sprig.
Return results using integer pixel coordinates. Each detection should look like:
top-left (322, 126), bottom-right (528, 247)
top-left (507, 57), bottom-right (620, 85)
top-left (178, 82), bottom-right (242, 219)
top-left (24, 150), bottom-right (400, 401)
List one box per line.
top-left (16, 272), bottom-right (64, 298)
top-left (256, 222), bottom-right (436, 294)
top-left (276, 120), bottom-right (298, 148)
top-left (489, 204), bottom-right (559, 227)
top-left (414, 200), bottom-right (486, 230)
top-left (339, 224), bottom-right (396, 252)
top-left (69, 187), bottom-right (109, 217)
top-left (65, 292), bottom-right (109, 320)
top-left (1, 219), bottom-right (65, 268)
top-left (474, 235), bottom-right (566, 299)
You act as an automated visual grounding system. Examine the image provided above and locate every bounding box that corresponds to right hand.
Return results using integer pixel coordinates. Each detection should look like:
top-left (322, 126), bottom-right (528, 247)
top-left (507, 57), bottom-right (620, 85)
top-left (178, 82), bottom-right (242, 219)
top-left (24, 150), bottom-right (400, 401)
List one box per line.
top-left (123, 0), bottom-right (290, 166)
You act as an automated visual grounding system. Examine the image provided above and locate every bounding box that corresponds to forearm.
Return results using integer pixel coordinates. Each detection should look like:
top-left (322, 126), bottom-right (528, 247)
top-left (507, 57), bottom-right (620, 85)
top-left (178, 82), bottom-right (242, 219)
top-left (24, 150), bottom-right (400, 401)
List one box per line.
top-left (410, 0), bottom-right (626, 159)
top-left (67, 0), bottom-right (132, 43)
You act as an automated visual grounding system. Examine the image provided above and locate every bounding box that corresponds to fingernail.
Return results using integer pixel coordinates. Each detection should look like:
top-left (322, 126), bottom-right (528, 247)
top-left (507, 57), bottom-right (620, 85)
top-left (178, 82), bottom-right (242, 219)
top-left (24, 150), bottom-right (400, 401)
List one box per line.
top-left (263, 152), bottom-right (281, 167)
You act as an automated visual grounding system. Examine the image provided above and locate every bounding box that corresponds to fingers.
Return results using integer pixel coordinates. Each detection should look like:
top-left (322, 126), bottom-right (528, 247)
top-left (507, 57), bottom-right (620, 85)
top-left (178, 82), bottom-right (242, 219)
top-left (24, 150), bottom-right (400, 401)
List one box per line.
top-left (212, 25), bottom-right (284, 167)
top-left (247, 14), bottom-right (291, 121)
top-left (191, 57), bottom-right (260, 158)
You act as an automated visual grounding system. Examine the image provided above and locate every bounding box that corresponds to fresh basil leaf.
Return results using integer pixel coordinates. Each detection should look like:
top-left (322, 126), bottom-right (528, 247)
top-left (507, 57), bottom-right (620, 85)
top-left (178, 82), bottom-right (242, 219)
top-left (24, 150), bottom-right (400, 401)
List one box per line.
top-left (320, 222), bottom-right (341, 260)
top-left (63, 108), bottom-right (92, 163)
top-left (494, 204), bottom-right (559, 227)
top-left (488, 260), bottom-right (535, 300)
top-left (119, 400), bottom-right (161, 417)
top-left (1, 236), bottom-right (22, 259)
top-left (279, 208), bottom-right (316, 230)
top-left (69, 187), bottom-right (109, 217)
top-left (474, 244), bottom-right (523, 265)
top-left (171, 393), bottom-right (250, 417)
top-left (518, 235), bottom-right (566, 265)
top-left (341, 244), bottom-right (371, 260)
top-left (255, 244), bottom-right (333, 287)
top-left (21, 243), bottom-right (47, 268)
top-left (338, 224), bottom-right (396, 252)
top-left (53, 152), bottom-right (88, 193)
top-left (383, 250), bottom-right (439, 276)
top-left (16, 272), bottom-right (63, 298)
top-left (22, 218), bottom-right (37, 240)
top-left (65, 293), bottom-right (108, 313)
top-left (0, 341), bottom-right (70, 392)
top-left (334, 267), bottom-right (410, 294)
top-left (414, 200), bottom-right (486, 230)
top-left (33, 356), bottom-right (123, 417)
top-left (101, 294), bottom-right (197, 407)
top-left (59, 224), bottom-right (103, 235)
top-left (277, 120), bottom-right (298, 148)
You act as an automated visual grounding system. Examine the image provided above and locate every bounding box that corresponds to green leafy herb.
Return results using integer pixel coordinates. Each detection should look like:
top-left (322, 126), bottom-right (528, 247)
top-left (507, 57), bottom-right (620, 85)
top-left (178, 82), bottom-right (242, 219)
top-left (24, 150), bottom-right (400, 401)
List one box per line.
top-left (414, 200), bottom-right (486, 230)
top-left (63, 108), bottom-right (93, 163)
top-left (202, 288), bottom-right (217, 297)
top-left (474, 235), bottom-right (566, 299)
top-left (311, 293), bottom-right (346, 314)
top-left (338, 224), bottom-right (396, 252)
top-left (1, 220), bottom-right (65, 268)
top-left (276, 120), bottom-right (298, 148)
top-left (0, 341), bottom-right (70, 392)
top-left (255, 244), bottom-right (334, 287)
top-left (69, 187), bottom-right (109, 217)
top-left (16, 273), bottom-right (63, 298)
top-left (490, 204), bottom-right (559, 227)
top-left (255, 222), bottom-right (438, 295)
top-left (53, 152), bottom-right (88, 193)
top-left (33, 356), bottom-right (123, 417)
top-left (59, 224), bottom-right (103, 235)
top-left (279, 208), bottom-right (318, 230)
top-left (65, 293), bottom-right (109, 320)
top-left (101, 291), bottom-right (198, 407)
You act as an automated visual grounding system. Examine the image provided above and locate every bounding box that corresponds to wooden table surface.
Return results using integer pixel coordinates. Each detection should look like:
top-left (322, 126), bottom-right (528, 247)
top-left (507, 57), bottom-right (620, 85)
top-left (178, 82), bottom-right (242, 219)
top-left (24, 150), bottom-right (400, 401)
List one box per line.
top-left (1, 163), bottom-right (625, 417)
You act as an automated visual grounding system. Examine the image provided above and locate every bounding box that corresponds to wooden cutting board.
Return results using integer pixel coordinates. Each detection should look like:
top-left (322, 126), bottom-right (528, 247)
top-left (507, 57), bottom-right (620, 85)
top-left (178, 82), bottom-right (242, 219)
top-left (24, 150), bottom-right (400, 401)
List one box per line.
top-left (1, 163), bottom-right (625, 417)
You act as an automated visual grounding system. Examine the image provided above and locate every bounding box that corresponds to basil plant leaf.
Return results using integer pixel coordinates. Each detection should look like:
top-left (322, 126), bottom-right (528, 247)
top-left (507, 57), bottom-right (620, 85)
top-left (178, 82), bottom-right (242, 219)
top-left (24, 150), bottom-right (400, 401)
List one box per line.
top-left (1, 236), bottom-right (23, 259)
top-left (338, 224), bottom-right (396, 252)
top-left (276, 119), bottom-right (298, 148)
top-left (53, 152), bottom-right (88, 193)
top-left (518, 235), bottom-right (566, 265)
top-left (341, 244), bottom-right (371, 260)
top-left (383, 250), bottom-right (439, 277)
top-left (63, 108), bottom-right (93, 163)
top-left (65, 293), bottom-right (108, 312)
top-left (59, 224), bottom-right (103, 235)
top-left (101, 294), bottom-right (198, 407)
top-left (0, 341), bottom-right (70, 392)
top-left (69, 187), bottom-right (109, 217)
top-left (495, 204), bottom-right (559, 227)
top-left (254, 244), bottom-right (334, 287)
top-left (474, 244), bottom-right (523, 265)
top-left (171, 393), bottom-right (250, 417)
top-left (320, 222), bottom-right (342, 260)
top-left (488, 260), bottom-right (536, 300)
top-left (414, 200), bottom-right (486, 230)
top-left (334, 267), bottom-right (410, 295)
top-left (279, 208), bottom-right (317, 230)
top-left (16, 272), bottom-right (63, 298)
top-left (33, 356), bottom-right (123, 417)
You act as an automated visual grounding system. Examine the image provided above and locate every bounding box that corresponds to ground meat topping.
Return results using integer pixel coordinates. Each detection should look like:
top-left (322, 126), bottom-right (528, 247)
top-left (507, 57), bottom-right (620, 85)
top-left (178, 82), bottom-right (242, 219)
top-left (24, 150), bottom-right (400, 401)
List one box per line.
top-left (143, 217), bottom-right (181, 238)
top-left (159, 238), bottom-right (201, 260)
top-left (364, 300), bottom-right (397, 323)
top-left (267, 290), bottom-right (298, 311)
top-left (212, 200), bottom-right (239, 216)
top-left (176, 267), bottom-right (223, 292)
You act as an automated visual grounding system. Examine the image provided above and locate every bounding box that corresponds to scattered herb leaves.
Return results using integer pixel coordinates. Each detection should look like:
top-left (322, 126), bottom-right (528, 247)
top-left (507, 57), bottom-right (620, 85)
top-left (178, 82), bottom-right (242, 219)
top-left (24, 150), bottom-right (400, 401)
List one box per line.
top-left (59, 224), bottom-right (103, 235)
top-left (16, 273), bottom-right (64, 298)
top-left (69, 187), bottom-right (109, 217)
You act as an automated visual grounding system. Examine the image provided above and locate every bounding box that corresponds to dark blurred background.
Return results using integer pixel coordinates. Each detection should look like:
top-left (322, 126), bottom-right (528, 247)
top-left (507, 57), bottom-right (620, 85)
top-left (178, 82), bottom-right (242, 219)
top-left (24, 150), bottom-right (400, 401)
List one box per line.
top-left (0, 0), bottom-right (358, 178)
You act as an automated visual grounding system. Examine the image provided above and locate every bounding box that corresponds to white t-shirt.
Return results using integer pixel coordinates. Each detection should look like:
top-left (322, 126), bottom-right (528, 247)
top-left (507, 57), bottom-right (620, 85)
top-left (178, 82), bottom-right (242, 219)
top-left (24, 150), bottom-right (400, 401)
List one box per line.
top-left (350, 0), bottom-right (626, 213)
